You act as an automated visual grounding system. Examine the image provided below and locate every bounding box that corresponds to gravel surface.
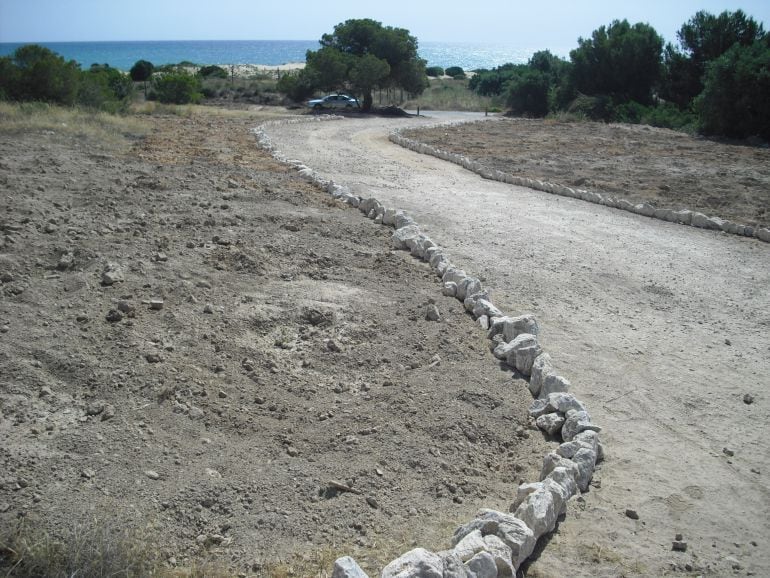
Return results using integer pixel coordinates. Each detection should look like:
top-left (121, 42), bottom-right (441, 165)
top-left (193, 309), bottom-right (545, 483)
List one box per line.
top-left (265, 113), bottom-right (770, 577)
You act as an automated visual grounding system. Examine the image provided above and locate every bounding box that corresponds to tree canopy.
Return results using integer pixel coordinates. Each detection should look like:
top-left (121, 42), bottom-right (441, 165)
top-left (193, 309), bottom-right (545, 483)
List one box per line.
top-left (295, 18), bottom-right (428, 110)
top-left (569, 19), bottom-right (663, 105)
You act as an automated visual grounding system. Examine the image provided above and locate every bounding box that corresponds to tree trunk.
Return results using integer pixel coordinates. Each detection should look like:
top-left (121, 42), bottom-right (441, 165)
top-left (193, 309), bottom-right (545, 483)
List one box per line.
top-left (362, 91), bottom-right (373, 111)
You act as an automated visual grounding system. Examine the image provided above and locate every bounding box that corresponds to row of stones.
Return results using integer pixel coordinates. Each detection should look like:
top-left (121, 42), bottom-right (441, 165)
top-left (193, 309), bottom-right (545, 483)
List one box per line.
top-left (254, 115), bottom-right (603, 578)
top-left (389, 124), bottom-right (770, 244)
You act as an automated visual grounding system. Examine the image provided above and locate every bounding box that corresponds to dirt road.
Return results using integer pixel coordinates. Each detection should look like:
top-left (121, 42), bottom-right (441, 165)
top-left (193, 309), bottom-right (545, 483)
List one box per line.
top-left (265, 114), bottom-right (770, 577)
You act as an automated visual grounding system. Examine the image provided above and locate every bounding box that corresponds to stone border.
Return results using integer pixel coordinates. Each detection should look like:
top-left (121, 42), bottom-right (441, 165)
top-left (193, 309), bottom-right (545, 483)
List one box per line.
top-left (255, 115), bottom-right (604, 578)
top-left (389, 121), bottom-right (770, 244)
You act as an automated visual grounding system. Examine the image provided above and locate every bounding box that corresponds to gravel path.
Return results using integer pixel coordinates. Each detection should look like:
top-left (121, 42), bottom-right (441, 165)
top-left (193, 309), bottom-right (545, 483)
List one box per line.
top-left (265, 114), bottom-right (770, 577)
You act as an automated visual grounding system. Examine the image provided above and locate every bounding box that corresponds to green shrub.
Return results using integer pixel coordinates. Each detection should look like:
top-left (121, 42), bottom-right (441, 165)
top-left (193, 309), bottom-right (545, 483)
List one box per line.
top-left (445, 66), bottom-right (465, 78)
top-left (425, 66), bottom-right (444, 77)
top-left (198, 65), bottom-right (229, 79)
top-left (129, 59), bottom-right (154, 82)
top-left (506, 70), bottom-right (550, 117)
top-left (1, 44), bottom-right (81, 106)
top-left (152, 71), bottom-right (202, 104)
top-left (78, 65), bottom-right (134, 112)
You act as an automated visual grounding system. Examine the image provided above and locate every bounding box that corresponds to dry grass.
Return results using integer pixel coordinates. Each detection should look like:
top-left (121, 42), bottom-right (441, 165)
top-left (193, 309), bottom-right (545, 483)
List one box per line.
top-left (0, 102), bottom-right (150, 148)
top-left (403, 78), bottom-right (502, 112)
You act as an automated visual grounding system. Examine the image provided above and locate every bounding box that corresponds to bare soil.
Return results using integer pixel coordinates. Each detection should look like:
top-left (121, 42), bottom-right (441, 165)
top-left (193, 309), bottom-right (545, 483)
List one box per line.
top-left (406, 118), bottom-right (770, 228)
top-left (0, 110), bottom-right (550, 575)
top-left (265, 113), bottom-right (770, 578)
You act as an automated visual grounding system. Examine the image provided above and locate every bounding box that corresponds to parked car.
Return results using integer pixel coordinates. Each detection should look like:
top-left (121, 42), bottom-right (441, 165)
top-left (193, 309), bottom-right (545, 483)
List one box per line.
top-left (306, 94), bottom-right (359, 109)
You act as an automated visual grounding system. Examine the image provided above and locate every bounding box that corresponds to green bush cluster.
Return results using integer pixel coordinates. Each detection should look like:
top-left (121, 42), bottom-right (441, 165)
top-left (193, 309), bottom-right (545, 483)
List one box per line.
top-left (0, 45), bottom-right (133, 112)
top-left (149, 70), bottom-right (202, 104)
top-left (425, 66), bottom-right (444, 77)
top-left (469, 10), bottom-right (769, 140)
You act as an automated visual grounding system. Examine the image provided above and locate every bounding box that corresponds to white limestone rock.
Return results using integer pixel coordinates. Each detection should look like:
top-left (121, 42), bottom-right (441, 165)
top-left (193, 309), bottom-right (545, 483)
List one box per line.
top-left (442, 267), bottom-right (467, 287)
top-left (392, 225), bottom-right (421, 250)
top-left (513, 485), bottom-right (559, 538)
top-left (545, 466), bottom-right (579, 504)
top-left (572, 447), bottom-right (598, 491)
top-left (494, 314), bottom-right (539, 340)
top-left (544, 392), bottom-right (588, 415)
top-left (451, 509), bottom-right (536, 569)
top-left (482, 535), bottom-right (514, 577)
top-left (504, 333), bottom-right (542, 376)
top-left (383, 208), bottom-right (398, 226)
top-left (535, 412), bottom-right (565, 436)
top-left (466, 552), bottom-right (498, 578)
top-left (452, 529), bottom-right (486, 561)
top-left (441, 553), bottom-right (475, 578)
top-left (394, 212), bottom-right (416, 229)
top-left (442, 282), bottom-right (458, 297)
top-left (539, 373), bottom-right (571, 399)
top-left (529, 353), bottom-right (554, 397)
top-left (456, 276), bottom-right (481, 301)
top-left (381, 548), bottom-right (443, 578)
top-left (332, 556), bottom-right (370, 578)
top-left (540, 453), bottom-right (580, 488)
top-left (471, 298), bottom-right (503, 320)
top-left (561, 409), bottom-right (601, 442)
top-left (691, 211), bottom-right (722, 230)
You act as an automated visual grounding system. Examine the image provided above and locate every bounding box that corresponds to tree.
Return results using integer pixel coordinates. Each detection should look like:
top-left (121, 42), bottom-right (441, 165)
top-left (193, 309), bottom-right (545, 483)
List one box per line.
top-left (3, 44), bottom-right (81, 105)
top-left (130, 59), bottom-right (154, 97)
top-left (662, 10), bottom-right (765, 106)
top-left (569, 19), bottom-right (663, 105)
top-left (301, 18), bottom-right (428, 110)
top-left (698, 39), bottom-right (770, 140)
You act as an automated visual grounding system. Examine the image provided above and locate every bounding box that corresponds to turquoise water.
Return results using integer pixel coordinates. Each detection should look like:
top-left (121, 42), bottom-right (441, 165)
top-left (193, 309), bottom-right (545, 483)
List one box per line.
top-left (0, 39), bottom-right (565, 71)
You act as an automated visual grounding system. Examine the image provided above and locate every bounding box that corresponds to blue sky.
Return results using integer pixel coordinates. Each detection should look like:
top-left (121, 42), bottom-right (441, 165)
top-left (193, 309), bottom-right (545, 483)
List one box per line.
top-left (1, 0), bottom-right (768, 48)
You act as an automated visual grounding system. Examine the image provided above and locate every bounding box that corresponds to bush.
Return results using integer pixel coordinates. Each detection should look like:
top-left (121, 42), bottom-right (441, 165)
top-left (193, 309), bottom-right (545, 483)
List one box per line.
top-left (276, 71), bottom-right (316, 102)
top-left (198, 65), bottom-right (229, 79)
top-left (506, 70), bottom-right (550, 117)
top-left (152, 71), bottom-right (202, 104)
top-left (79, 65), bottom-right (133, 112)
top-left (425, 66), bottom-right (444, 77)
top-left (445, 66), bottom-right (465, 79)
top-left (0, 45), bottom-right (81, 106)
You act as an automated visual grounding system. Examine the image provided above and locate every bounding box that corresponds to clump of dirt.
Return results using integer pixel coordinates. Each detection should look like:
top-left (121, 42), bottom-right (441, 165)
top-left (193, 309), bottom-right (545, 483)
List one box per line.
top-left (0, 110), bottom-right (549, 575)
top-left (407, 118), bottom-right (770, 228)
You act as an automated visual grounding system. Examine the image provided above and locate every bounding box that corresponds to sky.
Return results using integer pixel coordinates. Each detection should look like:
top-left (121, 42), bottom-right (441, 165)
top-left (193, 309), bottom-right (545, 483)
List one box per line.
top-left (1, 0), bottom-right (769, 49)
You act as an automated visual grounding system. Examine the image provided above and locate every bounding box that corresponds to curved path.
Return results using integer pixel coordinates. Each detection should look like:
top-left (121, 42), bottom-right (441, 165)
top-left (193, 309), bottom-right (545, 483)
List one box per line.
top-left (265, 113), bottom-right (770, 577)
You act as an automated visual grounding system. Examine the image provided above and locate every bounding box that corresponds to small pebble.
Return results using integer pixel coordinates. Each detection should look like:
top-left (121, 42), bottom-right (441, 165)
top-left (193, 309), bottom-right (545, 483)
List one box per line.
top-left (743, 393), bottom-right (754, 405)
top-left (625, 509), bottom-right (640, 520)
top-left (723, 447), bottom-right (735, 457)
top-left (144, 470), bottom-right (160, 480)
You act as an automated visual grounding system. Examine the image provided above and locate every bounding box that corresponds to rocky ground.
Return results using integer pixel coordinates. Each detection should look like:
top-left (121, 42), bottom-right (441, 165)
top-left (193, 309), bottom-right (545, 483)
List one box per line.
top-left (407, 118), bottom-right (770, 229)
top-left (0, 108), bottom-right (552, 576)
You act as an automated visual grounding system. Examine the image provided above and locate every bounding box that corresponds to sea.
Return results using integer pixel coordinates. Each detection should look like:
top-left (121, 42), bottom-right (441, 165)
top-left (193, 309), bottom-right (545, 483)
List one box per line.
top-left (0, 39), bottom-right (568, 72)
